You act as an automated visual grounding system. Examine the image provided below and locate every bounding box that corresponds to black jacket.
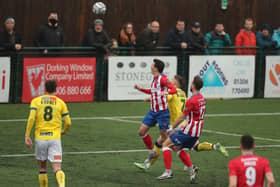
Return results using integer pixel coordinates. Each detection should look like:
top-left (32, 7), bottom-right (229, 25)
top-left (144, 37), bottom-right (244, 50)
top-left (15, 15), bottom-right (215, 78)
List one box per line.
top-left (82, 28), bottom-right (112, 54)
top-left (136, 28), bottom-right (159, 49)
top-left (165, 28), bottom-right (190, 49)
top-left (186, 30), bottom-right (206, 52)
top-left (0, 29), bottom-right (22, 50)
top-left (35, 24), bottom-right (64, 47)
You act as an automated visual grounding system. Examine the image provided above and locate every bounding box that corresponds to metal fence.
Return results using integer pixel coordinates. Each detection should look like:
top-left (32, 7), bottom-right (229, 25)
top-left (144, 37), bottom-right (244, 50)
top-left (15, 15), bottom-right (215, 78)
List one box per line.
top-left (0, 46), bottom-right (279, 103)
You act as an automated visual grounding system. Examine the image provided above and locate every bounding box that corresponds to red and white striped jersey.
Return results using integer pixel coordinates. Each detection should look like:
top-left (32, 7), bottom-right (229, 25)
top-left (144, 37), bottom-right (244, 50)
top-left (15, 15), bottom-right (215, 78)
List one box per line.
top-left (139, 74), bottom-right (177, 112)
top-left (181, 93), bottom-right (206, 137)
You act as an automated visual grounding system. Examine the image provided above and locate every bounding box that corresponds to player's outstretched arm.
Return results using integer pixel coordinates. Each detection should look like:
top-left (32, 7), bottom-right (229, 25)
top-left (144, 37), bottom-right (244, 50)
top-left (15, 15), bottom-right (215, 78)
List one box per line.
top-left (228, 176), bottom-right (237, 187)
top-left (134, 84), bottom-right (151, 94)
top-left (266, 172), bottom-right (275, 187)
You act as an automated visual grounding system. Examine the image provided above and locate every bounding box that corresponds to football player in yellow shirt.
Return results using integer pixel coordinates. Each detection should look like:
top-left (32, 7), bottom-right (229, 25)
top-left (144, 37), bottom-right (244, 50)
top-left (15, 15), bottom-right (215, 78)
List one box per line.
top-left (25, 80), bottom-right (71, 187)
top-left (167, 75), bottom-right (187, 125)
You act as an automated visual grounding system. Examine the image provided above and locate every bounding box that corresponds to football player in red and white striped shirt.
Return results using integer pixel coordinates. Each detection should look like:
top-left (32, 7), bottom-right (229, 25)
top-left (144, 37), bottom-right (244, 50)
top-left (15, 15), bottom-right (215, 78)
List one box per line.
top-left (134, 59), bottom-right (177, 170)
top-left (228, 135), bottom-right (275, 187)
top-left (158, 75), bottom-right (209, 182)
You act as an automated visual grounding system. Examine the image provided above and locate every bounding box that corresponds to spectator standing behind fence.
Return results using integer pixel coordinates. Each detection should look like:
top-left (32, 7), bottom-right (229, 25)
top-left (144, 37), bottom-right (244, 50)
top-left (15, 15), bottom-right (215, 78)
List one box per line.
top-left (165, 19), bottom-right (189, 50)
top-left (82, 19), bottom-right (112, 54)
top-left (0, 17), bottom-right (22, 51)
top-left (118, 22), bottom-right (136, 47)
top-left (186, 22), bottom-right (206, 52)
top-left (272, 26), bottom-right (280, 48)
top-left (235, 18), bottom-right (256, 55)
top-left (256, 24), bottom-right (277, 49)
top-left (205, 23), bottom-right (231, 54)
top-left (34, 12), bottom-right (64, 54)
top-left (136, 20), bottom-right (160, 50)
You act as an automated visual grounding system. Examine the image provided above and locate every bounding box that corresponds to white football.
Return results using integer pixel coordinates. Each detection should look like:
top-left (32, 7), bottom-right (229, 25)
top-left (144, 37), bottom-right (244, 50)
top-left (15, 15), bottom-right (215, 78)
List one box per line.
top-left (92, 2), bottom-right (107, 15)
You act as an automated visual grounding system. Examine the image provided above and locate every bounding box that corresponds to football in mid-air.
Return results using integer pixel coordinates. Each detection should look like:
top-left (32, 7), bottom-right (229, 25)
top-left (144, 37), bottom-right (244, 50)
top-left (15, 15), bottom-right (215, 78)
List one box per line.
top-left (92, 2), bottom-right (107, 15)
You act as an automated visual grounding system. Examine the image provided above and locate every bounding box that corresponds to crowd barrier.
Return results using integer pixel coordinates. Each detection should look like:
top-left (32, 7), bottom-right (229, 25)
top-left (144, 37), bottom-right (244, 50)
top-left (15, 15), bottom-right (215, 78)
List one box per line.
top-left (0, 46), bottom-right (279, 103)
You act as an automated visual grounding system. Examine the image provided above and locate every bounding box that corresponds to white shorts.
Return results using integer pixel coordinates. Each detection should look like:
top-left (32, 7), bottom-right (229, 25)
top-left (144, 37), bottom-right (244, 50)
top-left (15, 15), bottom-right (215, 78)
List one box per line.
top-left (35, 139), bottom-right (62, 163)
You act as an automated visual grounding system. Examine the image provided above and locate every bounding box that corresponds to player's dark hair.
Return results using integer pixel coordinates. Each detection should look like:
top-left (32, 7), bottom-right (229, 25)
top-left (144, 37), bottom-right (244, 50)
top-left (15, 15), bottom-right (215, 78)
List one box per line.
top-left (193, 75), bottom-right (203, 90)
top-left (45, 79), bottom-right (57, 94)
top-left (174, 75), bottom-right (184, 88)
top-left (153, 59), bottom-right (165, 73)
top-left (241, 135), bottom-right (254, 150)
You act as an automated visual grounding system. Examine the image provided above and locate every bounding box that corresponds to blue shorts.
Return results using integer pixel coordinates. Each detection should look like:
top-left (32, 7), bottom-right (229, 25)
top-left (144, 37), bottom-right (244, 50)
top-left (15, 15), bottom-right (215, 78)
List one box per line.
top-left (142, 109), bottom-right (170, 132)
top-left (170, 130), bottom-right (199, 149)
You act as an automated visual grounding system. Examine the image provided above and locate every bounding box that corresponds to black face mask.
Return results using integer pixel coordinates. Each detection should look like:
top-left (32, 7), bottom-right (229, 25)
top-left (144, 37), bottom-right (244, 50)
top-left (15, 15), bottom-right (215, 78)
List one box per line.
top-left (49, 19), bottom-right (58, 26)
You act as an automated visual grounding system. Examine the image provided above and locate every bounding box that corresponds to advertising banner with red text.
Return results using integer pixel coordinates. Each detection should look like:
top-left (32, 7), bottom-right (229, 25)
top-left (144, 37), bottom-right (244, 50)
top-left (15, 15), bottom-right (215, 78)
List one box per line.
top-left (22, 57), bottom-right (96, 103)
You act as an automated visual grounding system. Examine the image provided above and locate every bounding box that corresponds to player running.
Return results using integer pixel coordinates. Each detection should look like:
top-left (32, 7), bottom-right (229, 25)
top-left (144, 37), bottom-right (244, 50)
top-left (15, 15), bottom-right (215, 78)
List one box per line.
top-left (228, 135), bottom-right (275, 187)
top-left (133, 59), bottom-right (177, 170)
top-left (25, 80), bottom-right (71, 187)
top-left (157, 76), bottom-right (210, 182)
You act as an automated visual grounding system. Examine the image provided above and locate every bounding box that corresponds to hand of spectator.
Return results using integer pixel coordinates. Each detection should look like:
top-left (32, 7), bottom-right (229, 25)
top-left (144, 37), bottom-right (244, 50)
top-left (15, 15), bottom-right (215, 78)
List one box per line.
top-left (15, 44), bottom-right (22, 50)
top-left (221, 31), bottom-right (226, 36)
top-left (43, 49), bottom-right (48, 54)
top-left (181, 42), bottom-right (187, 49)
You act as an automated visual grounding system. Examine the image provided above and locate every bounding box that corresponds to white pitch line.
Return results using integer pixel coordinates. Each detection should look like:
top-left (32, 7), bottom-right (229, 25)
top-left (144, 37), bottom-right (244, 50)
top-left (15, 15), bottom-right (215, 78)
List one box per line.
top-left (1, 145), bottom-right (280, 158)
top-left (106, 118), bottom-right (280, 143)
top-left (1, 112), bottom-right (280, 123)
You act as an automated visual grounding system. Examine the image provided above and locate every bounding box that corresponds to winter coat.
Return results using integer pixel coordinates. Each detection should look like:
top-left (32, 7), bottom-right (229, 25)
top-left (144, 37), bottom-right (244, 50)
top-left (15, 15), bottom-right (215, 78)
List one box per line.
top-left (256, 31), bottom-right (277, 49)
top-left (0, 29), bottom-right (22, 50)
top-left (34, 24), bottom-right (64, 47)
top-left (235, 29), bottom-right (256, 55)
top-left (165, 28), bottom-right (190, 49)
top-left (118, 29), bottom-right (136, 47)
top-left (136, 28), bottom-right (159, 50)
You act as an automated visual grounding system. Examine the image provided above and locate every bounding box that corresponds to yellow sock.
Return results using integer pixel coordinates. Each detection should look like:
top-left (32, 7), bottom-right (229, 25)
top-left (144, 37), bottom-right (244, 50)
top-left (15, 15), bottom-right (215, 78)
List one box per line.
top-left (197, 142), bottom-right (214, 151)
top-left (38, 172), bottom-right (48, 187)
top-left (56, 170), bottom-right (65, 187)
top-left (150, 144), bottom-right (161, 165)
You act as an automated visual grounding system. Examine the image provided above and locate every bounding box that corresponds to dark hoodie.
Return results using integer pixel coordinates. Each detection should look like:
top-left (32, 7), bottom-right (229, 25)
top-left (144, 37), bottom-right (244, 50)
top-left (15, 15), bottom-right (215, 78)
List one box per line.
top-left (82, 27), bottom-right (112, 54)
top-left (186, 29), bottom-right (206, 52)
top-left (165, 27), bottom-right (190, 49)
top-left (0, 27), bottom-right (22, 50)
top-left (34, 23), bottom-right (64, 47)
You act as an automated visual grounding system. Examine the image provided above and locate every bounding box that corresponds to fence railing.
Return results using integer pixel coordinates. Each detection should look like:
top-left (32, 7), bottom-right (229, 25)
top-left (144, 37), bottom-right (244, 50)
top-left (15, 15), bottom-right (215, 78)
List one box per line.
top-left (0, 46), bottom-right (279, 103)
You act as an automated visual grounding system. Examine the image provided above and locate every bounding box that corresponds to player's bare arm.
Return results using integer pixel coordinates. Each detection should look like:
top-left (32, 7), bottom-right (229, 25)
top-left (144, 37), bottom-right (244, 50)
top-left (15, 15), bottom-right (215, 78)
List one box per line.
top-left (228, 176), bottom-right (237, 187)
top-left (266, 172), bottom-right (275, 187)
top-left (134, 84), bottom-right (151, 94)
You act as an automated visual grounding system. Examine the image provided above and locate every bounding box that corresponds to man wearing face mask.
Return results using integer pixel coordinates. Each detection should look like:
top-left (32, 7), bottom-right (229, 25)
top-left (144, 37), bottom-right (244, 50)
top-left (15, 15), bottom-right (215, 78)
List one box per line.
top-left (82, 19), bottom-right (112, 54)
top-left (0, 17), bottom-right (22, 51)
top-left (35, 12), bottom-right (64, 54)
